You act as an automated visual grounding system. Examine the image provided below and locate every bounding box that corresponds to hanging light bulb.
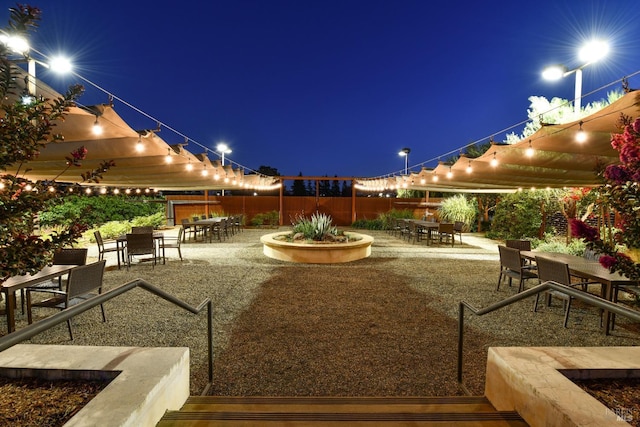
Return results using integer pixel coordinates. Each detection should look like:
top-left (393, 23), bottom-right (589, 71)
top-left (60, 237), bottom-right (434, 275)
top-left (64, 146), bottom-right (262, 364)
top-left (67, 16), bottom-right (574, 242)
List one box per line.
top-left (92, 116), bottom-right (103, 135)
top-left (432, 173), bottom-right (438, 182)
top-left (165, 148), bottom-right (173, 163)
top-left (113, 188), bottom-right (120, 194)
top-left (420, 178), bottom-right (426, 184)
top-left (466, 160), bottom-right (473, 174)
top-left (490, 152), bottom-right (498, 167)
top-left (446, 167), bottom-right (453, 179)
top-left (525, 140), bottom-right (535, 157)
top-left (575, 121), bottom-right (587, 143)
top-left (135, 135), bottom-right (144, 152)
top-left (201, 165), bottom-right (208, 176)
top-left (185, 159), bottom-right (194, 171)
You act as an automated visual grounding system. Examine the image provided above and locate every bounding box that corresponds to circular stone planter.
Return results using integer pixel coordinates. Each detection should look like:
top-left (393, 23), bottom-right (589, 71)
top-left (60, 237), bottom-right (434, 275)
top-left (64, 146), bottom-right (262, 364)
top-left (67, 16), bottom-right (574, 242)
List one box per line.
top-left (261, 232), bottom-right (374, 264)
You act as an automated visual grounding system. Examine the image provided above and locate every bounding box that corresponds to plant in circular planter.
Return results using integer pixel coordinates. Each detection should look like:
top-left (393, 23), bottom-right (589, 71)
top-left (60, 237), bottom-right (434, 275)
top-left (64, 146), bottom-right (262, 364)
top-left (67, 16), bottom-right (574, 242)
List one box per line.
top-left (275, 212), bottom-right (358, 243)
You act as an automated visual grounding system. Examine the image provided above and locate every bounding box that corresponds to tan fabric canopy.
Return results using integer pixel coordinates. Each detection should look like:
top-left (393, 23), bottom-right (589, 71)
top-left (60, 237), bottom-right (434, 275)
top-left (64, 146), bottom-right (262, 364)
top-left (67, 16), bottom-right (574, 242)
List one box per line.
top-left (3, 67), bottom-right (278, 191)
top-left (356, 90), bottom-right (640, 193)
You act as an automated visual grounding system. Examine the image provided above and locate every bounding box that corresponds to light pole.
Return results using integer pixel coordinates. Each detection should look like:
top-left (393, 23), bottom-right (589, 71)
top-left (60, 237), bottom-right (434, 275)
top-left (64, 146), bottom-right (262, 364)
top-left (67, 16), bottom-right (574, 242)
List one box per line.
top-left (216, 142), bottom-right (232, 166)
top-left (216, 142), bottom-right (232, 196)
top-left (542, 40), bottom-right (609, 117)
top-left (0, 33), bottom-right (72, 99)
top-left (398, 147), bottom-right (410, 175)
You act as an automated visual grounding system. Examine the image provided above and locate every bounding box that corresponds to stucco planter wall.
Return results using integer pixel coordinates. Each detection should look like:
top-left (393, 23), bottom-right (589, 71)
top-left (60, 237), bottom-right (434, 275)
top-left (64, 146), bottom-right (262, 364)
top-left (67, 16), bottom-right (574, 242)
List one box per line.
top-left (261, 232), bottom-right (373, 264)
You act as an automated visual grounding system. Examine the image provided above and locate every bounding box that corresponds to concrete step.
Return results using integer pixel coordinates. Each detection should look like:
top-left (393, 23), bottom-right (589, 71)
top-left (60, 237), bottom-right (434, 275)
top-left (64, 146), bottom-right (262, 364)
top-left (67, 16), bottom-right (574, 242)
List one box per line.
top-left (157, 396), bottom-right (528, 426)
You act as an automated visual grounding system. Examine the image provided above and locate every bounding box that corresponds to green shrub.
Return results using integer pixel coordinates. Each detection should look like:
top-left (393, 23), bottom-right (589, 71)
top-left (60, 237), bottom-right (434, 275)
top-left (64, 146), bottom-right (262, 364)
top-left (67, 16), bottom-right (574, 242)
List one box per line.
top-left (352, 219), bottom-right (385, 230)
top-left (437, 194), bottom-right (477, 230)
top-left (251, 210), bottom-right (279, 227)
top-left (376, 209), bottom-right (415, 230)
top-left (487, 191), bottom-right (551, 240)
top-left (533, 237), bottom-right (587, 256)
top-left (131, 212), bottom-right (165, 228)
top-left (39, 195), bottom-right (165, 228)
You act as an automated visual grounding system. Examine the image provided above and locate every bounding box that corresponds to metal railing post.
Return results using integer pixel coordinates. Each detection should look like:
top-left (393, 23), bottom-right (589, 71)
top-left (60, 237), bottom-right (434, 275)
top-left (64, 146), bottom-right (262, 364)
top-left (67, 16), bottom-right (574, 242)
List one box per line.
top-left (0, 279), bottom-right (215, 393)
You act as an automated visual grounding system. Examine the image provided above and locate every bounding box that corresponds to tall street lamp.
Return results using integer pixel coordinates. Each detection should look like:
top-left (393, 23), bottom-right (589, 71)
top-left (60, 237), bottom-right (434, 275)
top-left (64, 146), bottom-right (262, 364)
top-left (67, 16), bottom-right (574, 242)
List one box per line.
top-left (398, 147), bottom-right (411, 175)
top-left (541, 39), bottom-right (609, 117)
top-left (216, 142), bottom-right (232, 196)
top-left (216, 142), bottom-right (232, 166)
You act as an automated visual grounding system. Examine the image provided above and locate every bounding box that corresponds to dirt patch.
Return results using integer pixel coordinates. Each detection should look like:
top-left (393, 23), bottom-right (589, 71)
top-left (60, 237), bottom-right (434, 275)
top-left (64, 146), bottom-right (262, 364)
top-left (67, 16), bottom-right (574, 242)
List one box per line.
top-left (574, 378), bottom-right (640, 426)
top-left (209, 265), bottom-right (491, 396)
top-left (0, 377), bottom-right (108, 427)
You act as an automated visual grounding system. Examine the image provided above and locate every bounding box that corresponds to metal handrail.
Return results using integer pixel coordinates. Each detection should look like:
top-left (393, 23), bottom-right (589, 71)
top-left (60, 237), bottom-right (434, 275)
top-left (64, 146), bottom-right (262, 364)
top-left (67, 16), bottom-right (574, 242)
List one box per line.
top-left (458, 281), bottom-right (640, 391)
top-left (0, 278), bottom-right (214, 394)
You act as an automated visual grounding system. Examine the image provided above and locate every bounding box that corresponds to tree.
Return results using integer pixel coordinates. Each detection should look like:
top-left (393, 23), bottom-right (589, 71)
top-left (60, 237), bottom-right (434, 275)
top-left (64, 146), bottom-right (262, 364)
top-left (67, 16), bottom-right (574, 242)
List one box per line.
top-left (0, 5), bottom-right (114, 282)
top-left (256, 165), bottom-right (280, 176)
top-left (291, 172), bottom-right (307, 196)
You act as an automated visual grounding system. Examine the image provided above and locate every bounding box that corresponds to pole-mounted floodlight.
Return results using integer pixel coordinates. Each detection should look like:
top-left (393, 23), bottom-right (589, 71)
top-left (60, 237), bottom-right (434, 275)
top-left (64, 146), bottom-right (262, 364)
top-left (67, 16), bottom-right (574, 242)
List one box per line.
top-left (398, 147), bottom-right (411, 175)
top-left (541, 39), bottom-right (609, 117)
top-left (216, 142), bottom-right (232, 166)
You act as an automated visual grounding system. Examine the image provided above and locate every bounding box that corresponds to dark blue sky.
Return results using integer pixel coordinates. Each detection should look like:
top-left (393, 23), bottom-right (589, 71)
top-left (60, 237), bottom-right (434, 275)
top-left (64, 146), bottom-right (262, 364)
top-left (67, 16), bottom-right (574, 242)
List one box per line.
top-left (22, 0), bottom-right (640, 178)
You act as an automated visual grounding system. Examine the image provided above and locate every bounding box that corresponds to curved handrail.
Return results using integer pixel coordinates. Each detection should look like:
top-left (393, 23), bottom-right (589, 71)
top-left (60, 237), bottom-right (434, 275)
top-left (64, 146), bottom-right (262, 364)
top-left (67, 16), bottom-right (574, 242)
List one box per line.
top-left (458, 281), bottom-right (640, 391)
top-left (0, 279), bottom-right (214, 394)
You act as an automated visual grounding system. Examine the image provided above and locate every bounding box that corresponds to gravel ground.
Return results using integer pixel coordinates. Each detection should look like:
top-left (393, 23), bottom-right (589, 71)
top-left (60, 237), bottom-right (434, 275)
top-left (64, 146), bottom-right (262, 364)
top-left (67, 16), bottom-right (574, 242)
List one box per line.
top-left (7, 227), bottom-right (640, 397)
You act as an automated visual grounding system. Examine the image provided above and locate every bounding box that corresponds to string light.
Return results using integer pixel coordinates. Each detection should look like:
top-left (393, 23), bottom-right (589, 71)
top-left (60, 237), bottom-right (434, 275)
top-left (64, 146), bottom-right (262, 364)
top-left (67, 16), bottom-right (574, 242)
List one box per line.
top-left (490, 152), bottom-right (498, 167)
top-left (186, 159), bottom-right (193, 171)
top-left (201, 165), bottom-right (208, 177)
top-left (446, 167), bottom-right (453, 179)
top-left (525, 140), bottom-right (535, 157)
top-left (432, 173), bottom-right (438, 182)
top-left (466, 160), bottom-right (473, 174)
top-left (92, 116), bottom-right (103, 135)
top-left (165, 148), bottom-right (173, 164)
top-left (575, 121), bottom-right (587, 143)
top-left (135, 135), bottom-right (144, 152)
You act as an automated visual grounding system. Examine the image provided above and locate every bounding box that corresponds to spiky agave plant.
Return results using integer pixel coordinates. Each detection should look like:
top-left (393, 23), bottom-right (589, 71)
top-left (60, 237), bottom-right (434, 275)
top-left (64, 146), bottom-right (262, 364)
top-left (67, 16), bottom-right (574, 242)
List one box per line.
top-left (291, 212), bottom-right (338, 241)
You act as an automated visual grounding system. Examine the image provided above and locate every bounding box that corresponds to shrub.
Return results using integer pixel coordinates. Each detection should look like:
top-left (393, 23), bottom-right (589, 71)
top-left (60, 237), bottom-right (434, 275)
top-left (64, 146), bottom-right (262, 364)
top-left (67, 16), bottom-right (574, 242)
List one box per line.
top-left (487, 191), bottom-right (551, 240)
top-left (352, 219), bottom-right (385, 230)
top-left (437, 194), bottom-right (477, 230)
top-left (40, 195), bottom-right (164, 228)
top-left (376, 209), bottom-right (415, 230)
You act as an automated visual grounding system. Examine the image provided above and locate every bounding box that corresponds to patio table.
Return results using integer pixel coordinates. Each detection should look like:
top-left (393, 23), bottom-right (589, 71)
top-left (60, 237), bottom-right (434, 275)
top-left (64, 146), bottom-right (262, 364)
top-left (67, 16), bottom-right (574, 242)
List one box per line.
top-left (2, 264), bottom-right (79, 333)
top-left (521, 250), bottom-right (638, 334)
top-left (411, 220), bottom-right (439, 245)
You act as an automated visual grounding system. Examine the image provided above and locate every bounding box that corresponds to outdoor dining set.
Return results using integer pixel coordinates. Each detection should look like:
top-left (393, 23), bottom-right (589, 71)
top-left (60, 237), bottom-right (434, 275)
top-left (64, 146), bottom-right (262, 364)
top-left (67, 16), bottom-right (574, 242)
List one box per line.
top-left (388, 217), bottom-right (464, 246)
top-left (497, 239), bottom-right (640, 334)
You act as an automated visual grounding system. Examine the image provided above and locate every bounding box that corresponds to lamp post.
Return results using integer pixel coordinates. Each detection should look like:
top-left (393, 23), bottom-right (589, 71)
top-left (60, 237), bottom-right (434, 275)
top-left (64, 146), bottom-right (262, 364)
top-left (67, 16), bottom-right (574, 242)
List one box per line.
top-left (0, 33), bottom-right (72, 99)
top-left (398, 147), bottom-right (411, 175)
top-left (216, 142), bottom-right (232, 196)
top-left (216, 142), bottom-right (232, 166)
top-left (542, 40), bottom-right (609, 117)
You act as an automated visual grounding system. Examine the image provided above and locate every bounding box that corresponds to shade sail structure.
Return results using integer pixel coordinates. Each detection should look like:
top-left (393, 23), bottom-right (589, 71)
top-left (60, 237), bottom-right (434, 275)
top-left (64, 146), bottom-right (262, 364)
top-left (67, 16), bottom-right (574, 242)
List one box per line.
top-left (356, 90), bottom-right (640, 193)
top-left (2, 67), bottom-right (279, 191)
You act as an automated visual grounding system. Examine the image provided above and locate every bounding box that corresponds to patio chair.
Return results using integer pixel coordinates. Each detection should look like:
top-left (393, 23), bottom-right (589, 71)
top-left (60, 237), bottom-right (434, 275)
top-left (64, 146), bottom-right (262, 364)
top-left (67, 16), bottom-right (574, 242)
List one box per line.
top-left (506, 239), bottom-right (532, 251)
top-left (181, 218), bottom-right (197, 241)
top-left (437, 223), bottom-right (455, 247)
top-left (533, 256), bottom-right (577, 328)
top-left (453, 221), bottom-right (465, 243)
top-left (506, 239), bottom-right (534, 268)
top-left (125, 233), bottom-right (157, 269)
top-left (94, 230), bottom-right (121, 267)
top-left (21, 248), bottom-right (89, 314)
top-left (26, 260), bottom-right (107, 340)
top-left (497, 245), bottom-right (538, 293)
top-left (159, 227), bottom-right (184, 263)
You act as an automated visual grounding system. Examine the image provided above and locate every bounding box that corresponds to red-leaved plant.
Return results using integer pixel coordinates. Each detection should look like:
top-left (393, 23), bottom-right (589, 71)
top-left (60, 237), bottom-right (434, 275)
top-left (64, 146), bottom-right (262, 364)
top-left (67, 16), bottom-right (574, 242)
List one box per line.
top-left (570, 114), bottom-right (640, 280)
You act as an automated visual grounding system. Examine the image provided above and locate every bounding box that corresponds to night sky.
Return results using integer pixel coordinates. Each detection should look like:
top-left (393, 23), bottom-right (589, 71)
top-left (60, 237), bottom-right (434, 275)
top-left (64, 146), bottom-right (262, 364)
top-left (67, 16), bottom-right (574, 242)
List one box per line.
top-left (18, 0), bottom-right (640, 178)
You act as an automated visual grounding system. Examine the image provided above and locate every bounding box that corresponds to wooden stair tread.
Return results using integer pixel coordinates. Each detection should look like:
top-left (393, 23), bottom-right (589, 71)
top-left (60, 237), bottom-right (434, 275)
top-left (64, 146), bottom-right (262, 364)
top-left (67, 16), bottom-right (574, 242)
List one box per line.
top-left (157, 396), bottom-right (528, 426)
top-left (180, 396), bottom-right (496, 413)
